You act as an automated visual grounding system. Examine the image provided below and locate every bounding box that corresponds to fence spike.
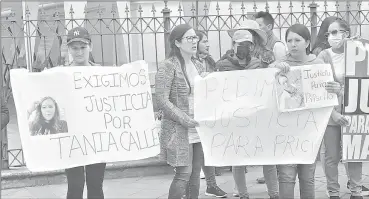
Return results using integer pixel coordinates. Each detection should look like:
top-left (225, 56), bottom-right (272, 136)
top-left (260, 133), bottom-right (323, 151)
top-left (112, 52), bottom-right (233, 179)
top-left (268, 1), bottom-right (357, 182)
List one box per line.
top-left (289, 0), bottom-right (293, 12)
top-left (239, 1), bottom-right (245, 15)
top-left (97, 4), bottom-right (104, 18)
top-left (178, 2), bottom-right (182, 13)
top-left (138, 4), bottom-right (143, 13)
top-left (164, 1), bottom-right (168, 10)
top-left (216, 1), bottom-right (220, 13)
top-left (204, 2), bottom-right (209, 13)
top-left (84, 3), bottom-right (88, 14)
top-left (111, 3), bottom-right (117, 15)
top-left (191, 2), bottom-right (196, 15)
top-left (301, 0), bottom-right (305, 12)
top-left (324, 0), bottom-right (328, 12)
top-left (54, 4), bottom-right (60, 18)
top-left (346, 1), bottom-right (351, 9)
top-left (40, 4), bottom-right (46, 18)
top-left (125, 3), bottom-right (130, 14)
top-left (69, 4), bottom-right (74, 18)
top-left (335, 0), bottom-right (340, 11)
top-left (229, 2), bottom-right (233, 14)
top-left (151, 4), bottom-right (156, 15)
top-left (25, 4), bottom-right (30, 19)
top-left (277, 0), bottom-right (281, 13)
top-left (358, 0), bottom-right (362, 10)
top-left (265, 0), bottom-right (269, 12)
top-left (253, 1), bottom-right (257, 12)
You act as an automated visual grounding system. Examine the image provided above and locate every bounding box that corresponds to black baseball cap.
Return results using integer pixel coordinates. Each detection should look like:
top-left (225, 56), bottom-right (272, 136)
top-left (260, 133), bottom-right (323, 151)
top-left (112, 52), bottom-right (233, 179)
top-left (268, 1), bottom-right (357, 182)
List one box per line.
top-left (67, 27), bottom-right (91, 45)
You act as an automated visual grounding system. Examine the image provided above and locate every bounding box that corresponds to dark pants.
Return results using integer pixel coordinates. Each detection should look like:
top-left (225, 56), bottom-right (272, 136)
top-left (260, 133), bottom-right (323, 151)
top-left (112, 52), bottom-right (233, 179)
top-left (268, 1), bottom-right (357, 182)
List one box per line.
top-left (65, 163), bottom-right (106, 199)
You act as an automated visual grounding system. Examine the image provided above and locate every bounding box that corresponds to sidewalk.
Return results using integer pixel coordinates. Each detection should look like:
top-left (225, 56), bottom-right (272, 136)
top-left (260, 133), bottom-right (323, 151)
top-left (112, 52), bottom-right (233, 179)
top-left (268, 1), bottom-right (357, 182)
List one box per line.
top-left (2, 162), bottom-right (369, 199)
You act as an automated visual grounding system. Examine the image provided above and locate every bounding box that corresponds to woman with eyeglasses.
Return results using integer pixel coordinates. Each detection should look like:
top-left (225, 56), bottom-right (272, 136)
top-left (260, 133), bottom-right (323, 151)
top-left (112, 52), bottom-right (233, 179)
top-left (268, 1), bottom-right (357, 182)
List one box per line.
top-left (155, 24), bottom-right (206, 199)
top-left (317, 18), bottom-right (364, 199)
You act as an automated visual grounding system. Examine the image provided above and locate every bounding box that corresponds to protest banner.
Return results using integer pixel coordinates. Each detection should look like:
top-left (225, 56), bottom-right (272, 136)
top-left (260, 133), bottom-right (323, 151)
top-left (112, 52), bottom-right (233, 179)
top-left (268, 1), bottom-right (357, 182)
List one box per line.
top-left (342, 39), bottom-right (369, 162)
top-left (10, 61), bottom-right (160, 171)
top-left (276, 64), bottom-right (338, 112)
top-left (194, 67), bottom-right (334, 166)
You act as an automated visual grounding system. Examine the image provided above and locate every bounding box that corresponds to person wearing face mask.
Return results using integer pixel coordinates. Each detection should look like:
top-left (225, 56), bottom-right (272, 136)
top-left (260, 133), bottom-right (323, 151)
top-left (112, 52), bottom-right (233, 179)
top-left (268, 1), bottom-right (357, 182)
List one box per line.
top-left (220, 20), bottom-right (275, 70)
top-left (215, 28), bottom-right (265, 199)
top-left (317, 18), bottom-right (364, 199)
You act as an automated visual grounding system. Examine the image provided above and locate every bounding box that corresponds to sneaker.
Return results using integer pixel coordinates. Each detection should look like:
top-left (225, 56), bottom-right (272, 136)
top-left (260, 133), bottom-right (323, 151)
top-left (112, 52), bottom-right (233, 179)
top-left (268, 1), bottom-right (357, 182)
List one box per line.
top-left (350, 196), bottom-right (363, 199)
top-left (361, 185), bottom-right (369, 196)
top-left (233, 193), bottom-right (239, 197)
top-left (329, 196), bottom-right (340, 199)
top-left (256, 177), bottom-right (266, 184)
top-left (205, 186), bottom-right (227, 198)
top-left (347, 181), bottom-right (369, 196)
top-left (200, 169), bottom-right (205, 179)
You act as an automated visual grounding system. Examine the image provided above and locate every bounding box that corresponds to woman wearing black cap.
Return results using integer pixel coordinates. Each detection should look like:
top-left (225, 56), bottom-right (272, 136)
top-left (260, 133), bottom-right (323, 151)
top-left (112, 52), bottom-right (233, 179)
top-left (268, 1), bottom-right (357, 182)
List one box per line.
top-left (64, 26), bottom-right (105, 199)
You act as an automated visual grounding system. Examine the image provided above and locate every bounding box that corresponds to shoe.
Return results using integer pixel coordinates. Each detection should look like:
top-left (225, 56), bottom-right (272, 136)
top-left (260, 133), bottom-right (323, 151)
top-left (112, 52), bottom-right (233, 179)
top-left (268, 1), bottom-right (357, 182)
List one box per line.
top-left (256, 177), bottom-right (266, 184)
top-left (347, 181), bottom-right (369, 196)
top-left (329, 196), bottom-right (340, 199)
top-left (350, 196), bottom-right (363, 199)
top-left (205, 186), bottom-right (227, 198)
top-left (361, 185), bottom-right (369, 196)
top-left (233, 193), bottom-right (239, 197)
top-left (326, 190), bottom-right (330, 198)
top-left (200, 169), bottom-right (205, 179)
top-left (240, 197), bottom-right (249, 199)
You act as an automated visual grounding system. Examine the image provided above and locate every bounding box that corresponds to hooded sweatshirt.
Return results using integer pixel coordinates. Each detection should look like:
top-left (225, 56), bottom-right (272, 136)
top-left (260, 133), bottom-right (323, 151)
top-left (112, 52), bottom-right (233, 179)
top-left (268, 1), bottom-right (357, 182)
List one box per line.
top-left (216, 50), bottom-right (264, 71)
top-left (275, 53), bottom-right (324, 66)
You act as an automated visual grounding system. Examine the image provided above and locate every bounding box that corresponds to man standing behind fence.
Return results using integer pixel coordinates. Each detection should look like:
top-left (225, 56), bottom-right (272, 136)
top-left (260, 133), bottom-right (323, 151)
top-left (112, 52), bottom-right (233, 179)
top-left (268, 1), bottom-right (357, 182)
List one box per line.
top-left (254, 11), bottom-right (287, 61)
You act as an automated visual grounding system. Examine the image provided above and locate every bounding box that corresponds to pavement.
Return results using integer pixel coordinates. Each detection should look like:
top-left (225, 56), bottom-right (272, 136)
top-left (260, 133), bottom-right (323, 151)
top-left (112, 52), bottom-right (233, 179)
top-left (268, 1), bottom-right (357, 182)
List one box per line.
top-left (2, 162), bottom-right (369, 199)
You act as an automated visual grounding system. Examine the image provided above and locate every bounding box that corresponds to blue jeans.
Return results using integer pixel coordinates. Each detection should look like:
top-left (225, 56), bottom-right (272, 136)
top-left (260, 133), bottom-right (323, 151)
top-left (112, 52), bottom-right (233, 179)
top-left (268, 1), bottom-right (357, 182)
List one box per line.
top-left (201, 165), bottom-right (217, 187)
top-left (323, 126), bottom-right (362, 197)
top-left (168, 143), bottom-right (203, 199)
top-left (232, 166), bottom-right (249, 198)
top-left (277, 163), bottom-right (316, 199)
top-left (263, 165), bottom-right (279, 198)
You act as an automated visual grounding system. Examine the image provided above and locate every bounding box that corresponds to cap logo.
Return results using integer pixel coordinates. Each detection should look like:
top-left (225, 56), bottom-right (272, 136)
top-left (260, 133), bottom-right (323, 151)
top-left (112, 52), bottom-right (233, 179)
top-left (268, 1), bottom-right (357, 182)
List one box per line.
top-left (74, 30), bottom-right (80, 36)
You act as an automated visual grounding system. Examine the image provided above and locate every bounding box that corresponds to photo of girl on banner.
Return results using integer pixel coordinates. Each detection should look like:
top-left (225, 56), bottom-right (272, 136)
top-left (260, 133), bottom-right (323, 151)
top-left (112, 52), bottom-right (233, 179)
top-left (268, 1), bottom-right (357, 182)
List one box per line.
top-left (276, 69), bottom-right (305, 111)
top-left (28, 96), bottom-right (68, 136)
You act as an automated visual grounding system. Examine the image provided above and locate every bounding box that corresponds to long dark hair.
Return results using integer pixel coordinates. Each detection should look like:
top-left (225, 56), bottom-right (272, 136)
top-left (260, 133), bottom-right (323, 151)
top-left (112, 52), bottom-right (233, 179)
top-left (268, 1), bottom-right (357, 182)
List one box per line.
top-left (311, 16), bottom-right (338, 55)
top-left (195, 30), bottom-right (216, 69)
top-left (29, 97), bottom-right (61, 135)
top-left (285, 24), bottom-right (311, 54)
top-left (168, 24), bottom-right (193, 93)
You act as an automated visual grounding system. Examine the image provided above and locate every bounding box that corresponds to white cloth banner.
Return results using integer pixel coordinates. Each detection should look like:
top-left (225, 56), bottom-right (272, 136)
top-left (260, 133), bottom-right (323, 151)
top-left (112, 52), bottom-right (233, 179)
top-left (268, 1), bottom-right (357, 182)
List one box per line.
top-left (10, 61), bottom-right (159, 172)
top-left (194, 67), bottom-right (333, 166)
top-left (276, 64), bottom-right (338, 112)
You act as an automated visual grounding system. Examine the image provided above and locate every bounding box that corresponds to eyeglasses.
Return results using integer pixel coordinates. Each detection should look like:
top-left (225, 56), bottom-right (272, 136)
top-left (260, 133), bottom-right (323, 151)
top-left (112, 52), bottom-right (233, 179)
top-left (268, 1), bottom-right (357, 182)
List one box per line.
top-left (182, 36), bottom-right (199, 43)
top-left (325, 30), bottom-right (347, 38)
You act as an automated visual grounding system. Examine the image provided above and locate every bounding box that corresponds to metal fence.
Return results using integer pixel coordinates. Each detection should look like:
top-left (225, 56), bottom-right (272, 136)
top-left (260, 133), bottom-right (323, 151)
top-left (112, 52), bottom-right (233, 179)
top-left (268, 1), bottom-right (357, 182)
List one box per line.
top-left (1, 0), bottom-right (369, 168)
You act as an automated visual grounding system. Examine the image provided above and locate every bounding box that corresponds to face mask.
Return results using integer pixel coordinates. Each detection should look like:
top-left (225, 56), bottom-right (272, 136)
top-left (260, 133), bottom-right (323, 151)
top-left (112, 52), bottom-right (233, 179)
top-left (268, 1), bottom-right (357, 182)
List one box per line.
top-left (236, 45), bottom-right (250, 60)
top-left (328, 34), bottom-right (344, 49)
